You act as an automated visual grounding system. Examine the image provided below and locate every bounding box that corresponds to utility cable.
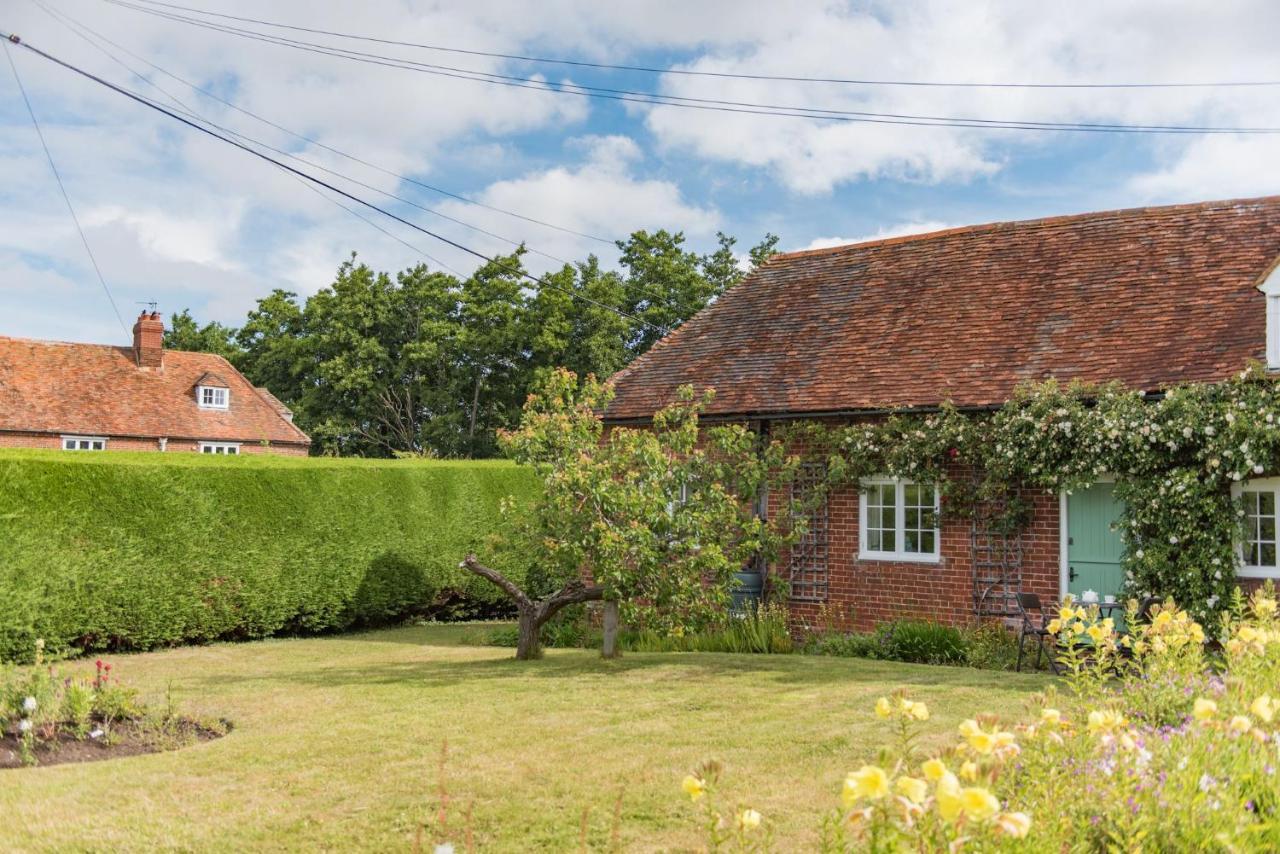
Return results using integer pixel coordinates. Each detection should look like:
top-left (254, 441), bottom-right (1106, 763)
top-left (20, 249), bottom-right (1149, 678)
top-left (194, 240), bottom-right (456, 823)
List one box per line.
top-left (105, 0), bottom-right (1280, 90)
top-left (2, 34), bottom-right (128, 334)
top-left (0, 33), bottom-right (664, 333)
top-left (97, 0), bottom-right (1280, 134)
top-left (47, 1), bottom-right (615, 245)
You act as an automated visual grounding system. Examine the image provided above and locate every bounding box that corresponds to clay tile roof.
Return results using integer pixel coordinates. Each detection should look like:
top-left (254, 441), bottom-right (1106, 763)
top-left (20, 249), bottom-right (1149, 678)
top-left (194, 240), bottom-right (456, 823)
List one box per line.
top-left (193, 371), bottom-right (231, 388)
top-left (605, 195), bottom-right (1280, 422)
top-left (0, 338), bottom-right (311, 445)
top-left (255, 387), bottom-right (294, 421)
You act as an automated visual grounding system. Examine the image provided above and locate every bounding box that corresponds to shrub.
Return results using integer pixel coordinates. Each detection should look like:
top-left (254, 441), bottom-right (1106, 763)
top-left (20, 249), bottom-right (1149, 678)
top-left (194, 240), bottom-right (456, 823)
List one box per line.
top-left (962, 622), bottom-right (1022, 672)
top-left (880, 620), bottom-right (967, 665)
top-left (0, 451), bottom-right (538, 661)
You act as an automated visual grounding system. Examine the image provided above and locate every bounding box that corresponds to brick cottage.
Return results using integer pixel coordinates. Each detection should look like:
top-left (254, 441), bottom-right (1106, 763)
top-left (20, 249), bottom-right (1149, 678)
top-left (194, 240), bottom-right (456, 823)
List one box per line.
top-left (0, 311), bottom-right (310, 456)
top-left (603, 196), bottom-right (1280, 631)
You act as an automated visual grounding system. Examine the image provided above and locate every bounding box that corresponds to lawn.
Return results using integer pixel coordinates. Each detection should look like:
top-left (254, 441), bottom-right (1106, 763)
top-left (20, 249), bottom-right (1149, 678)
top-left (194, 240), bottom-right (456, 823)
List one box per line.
top-left (1, 625), bottom-right (1048, 851)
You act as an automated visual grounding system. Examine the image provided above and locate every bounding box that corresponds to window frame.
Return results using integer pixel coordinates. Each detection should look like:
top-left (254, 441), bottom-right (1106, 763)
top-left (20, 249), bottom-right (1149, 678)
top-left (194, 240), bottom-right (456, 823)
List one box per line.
top-left (198, 441), bottom-right (241, 455)
top-left (61, 435), bottom-right (107, 451)
top-left (1234, 478), bottom-right (1280, 578)
top-left (197, 385), bottom-right (230, 410)
top-left (858, 477), bottom-right (942, 564)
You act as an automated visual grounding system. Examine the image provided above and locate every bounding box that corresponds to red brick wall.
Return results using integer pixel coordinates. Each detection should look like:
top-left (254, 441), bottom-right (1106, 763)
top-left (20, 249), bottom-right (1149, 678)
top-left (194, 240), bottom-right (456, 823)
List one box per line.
top-left (767, 441), bottom-right (1062, 634)
top-left (0, 430), bottom-right (309, 457)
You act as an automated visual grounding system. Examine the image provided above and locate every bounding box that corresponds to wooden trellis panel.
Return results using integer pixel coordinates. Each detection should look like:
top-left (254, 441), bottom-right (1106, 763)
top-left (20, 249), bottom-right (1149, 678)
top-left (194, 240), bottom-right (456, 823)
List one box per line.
top-left (788, 462), bottom-right (829, 602)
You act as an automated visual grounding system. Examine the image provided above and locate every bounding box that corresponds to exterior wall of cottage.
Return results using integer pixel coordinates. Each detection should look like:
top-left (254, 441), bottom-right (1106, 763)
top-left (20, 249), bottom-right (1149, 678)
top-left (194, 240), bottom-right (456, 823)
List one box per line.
top-left (0, 430), bottom-right (309, 456)
top-left (768, 466), bottom-right (1062, 634)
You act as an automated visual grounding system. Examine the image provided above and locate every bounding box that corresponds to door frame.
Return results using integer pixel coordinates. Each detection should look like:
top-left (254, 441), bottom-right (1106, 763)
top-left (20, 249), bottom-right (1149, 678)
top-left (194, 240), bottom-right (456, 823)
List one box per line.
top-left (1058, 476), bottom-right (1117, 599)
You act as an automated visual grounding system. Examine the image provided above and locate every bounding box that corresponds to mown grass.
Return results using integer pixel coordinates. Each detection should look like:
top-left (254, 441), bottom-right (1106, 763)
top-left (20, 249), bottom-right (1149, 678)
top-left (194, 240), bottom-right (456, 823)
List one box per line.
top-left (0, 625), bottom-right (1048, 851)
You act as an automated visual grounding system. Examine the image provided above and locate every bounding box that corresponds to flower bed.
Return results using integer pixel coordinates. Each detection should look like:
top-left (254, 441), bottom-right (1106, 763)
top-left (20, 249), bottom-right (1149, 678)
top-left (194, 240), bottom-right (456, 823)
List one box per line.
top-left (0, 643), bottom-right (227, 768)
top-left (679, 586), bottom-right (1280, 851)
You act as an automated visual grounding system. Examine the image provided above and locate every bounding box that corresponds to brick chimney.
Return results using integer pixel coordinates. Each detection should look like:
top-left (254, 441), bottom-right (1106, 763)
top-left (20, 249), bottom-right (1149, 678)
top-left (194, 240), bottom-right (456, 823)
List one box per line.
top-left (132, 311), bottom-right (164, 368)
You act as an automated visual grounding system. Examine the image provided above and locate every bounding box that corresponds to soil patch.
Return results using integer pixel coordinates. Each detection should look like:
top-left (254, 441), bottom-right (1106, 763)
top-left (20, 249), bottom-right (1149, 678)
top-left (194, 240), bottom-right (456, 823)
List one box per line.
top-left (0, 718), bottom-right (229, 769)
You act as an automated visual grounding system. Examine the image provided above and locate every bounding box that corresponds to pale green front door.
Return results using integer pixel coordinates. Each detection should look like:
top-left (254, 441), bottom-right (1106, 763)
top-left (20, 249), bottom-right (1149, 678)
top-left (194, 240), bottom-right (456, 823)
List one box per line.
top-left (1067, 483), bottom-right (1125, 600)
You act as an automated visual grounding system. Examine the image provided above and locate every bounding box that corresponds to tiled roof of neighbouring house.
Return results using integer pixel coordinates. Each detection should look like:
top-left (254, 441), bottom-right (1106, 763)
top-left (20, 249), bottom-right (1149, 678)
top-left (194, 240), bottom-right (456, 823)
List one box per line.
top-left (605, 196), bottom-right (1280, 421)
top-left (0, 337), bottom-right (311, 445)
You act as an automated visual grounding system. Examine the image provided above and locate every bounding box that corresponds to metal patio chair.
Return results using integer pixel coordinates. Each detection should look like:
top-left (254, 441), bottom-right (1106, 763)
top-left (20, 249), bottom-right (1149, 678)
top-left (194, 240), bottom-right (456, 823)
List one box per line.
top-left (1015, 592), bottom-right (1061, 675)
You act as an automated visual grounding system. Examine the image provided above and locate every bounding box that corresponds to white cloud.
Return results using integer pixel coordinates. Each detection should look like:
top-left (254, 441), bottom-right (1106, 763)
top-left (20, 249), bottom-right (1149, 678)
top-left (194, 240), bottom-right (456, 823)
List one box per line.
top-left (800, 220), bottom-right (958, 251)
top-left (5, 0), bottom-right (1280, 344)
top-left (645, 0), bottom-right (1280, 195)
top-left (1128, 135), bottom-right (1280, 201)
top-left (430, 134), bottom-right (721, 272)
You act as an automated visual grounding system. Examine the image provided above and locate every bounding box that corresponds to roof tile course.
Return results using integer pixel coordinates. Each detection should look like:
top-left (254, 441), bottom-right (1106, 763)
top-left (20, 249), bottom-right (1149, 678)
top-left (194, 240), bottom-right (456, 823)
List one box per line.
top-left (605, 196), bottom-right (1280, 421)
top-left (0, 337), bottom-right (310, 445)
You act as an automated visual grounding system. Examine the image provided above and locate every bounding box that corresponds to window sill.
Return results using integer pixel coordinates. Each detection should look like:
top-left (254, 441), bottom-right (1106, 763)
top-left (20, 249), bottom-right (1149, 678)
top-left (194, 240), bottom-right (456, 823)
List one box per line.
top-left (857, 550), bottom-right (942, 565)
top-left (1239, 566), bottom-right (1280, 579)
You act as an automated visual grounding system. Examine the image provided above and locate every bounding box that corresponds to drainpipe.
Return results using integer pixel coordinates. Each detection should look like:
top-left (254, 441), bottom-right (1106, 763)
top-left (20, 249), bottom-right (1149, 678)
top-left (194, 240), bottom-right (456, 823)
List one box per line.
top-left (158, 437), bottom-right (168, 452)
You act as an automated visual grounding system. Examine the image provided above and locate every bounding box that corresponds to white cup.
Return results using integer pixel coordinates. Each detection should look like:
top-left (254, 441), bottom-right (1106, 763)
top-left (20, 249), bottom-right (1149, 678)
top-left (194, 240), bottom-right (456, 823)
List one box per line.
top-left (1104, 595), bottom-right (1116, 604)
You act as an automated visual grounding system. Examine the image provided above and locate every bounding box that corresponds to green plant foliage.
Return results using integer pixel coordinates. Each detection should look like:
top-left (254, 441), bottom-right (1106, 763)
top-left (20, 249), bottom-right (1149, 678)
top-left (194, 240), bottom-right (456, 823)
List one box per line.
top-left (0, 451), bottom-right (538, 662)
top-left (787, 367), bottom-right (1280, 625)
top-left (880, 619), bottom-right (968, 665)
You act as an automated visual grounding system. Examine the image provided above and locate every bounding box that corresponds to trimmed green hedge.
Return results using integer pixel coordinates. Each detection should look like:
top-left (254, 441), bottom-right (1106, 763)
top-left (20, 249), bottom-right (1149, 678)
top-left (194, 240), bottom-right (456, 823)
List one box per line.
top-left (0, 451), bottom-right (537, 661)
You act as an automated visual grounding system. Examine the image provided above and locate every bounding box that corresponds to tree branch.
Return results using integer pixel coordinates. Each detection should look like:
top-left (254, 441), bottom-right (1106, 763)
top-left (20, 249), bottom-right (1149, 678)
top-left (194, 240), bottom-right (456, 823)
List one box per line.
top-left (460, 555), bottom-right (533, 610)
top-left (535, 579), bottom-right (606, 624)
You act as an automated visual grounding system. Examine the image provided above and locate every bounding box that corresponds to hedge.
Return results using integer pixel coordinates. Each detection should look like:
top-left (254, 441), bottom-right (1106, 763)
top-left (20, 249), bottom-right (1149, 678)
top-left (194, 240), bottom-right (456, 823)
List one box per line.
top-left (0, 450), bottom-right (538, 661)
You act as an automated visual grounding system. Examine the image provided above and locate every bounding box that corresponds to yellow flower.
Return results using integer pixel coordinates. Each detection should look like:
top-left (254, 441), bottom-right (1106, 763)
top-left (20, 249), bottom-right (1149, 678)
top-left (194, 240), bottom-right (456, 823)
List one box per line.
top-left (1059, 605), bottom-right (1076, 622)
top-left (1086, 624), bottom-right (1106, 643)
top-left (935, 773), bottom-right (963, 822)
top-left (958, 719), bottom-right (980, 738)
top-left (875, 697), bottom-right (893, 719)
top-left (1046, 619), bottom-right (1062, 634)
top-left (1230, 715), bottom-right (1253, 734)
top-left (1087, 709), bottom-right (1125, 734)
top-left (682, 775), bottom-right (705, 802)
top-left (1251, 695), bottom-right (1275, 723)
top-left (994, 730), bottom-right (1017, 749)
top-left (960, 787), bottom-right (1001, 821)
top-left (967, 729), bottom-right (997, 755)
top-left (896, 776), bottom-right (929, 804)
top-left (900, 698), bottom-right (929, 721)
top-left (960, 761), bottom-right (979, 782)
top-left (736, 808), bottom-right (762, 831)
top-left (921, 758), bottom-right (948, 782)
top-left (1040, 708), bottom-right (1062, 727)
top-left (1238, 625), bottom-right (1260, 644)
top-left (844, 766), bottom-right (890, 804)
top-left (1256, 596), bottom-right (1278, 618)
top-left (1193, 698), bottom-right (1218, 722)
top-left (995, 811), bottom-right (1033, 838)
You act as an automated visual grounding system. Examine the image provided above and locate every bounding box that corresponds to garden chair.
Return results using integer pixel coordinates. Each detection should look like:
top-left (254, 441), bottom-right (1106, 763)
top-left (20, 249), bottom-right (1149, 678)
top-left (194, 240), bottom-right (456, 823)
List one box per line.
top-left (1015, 592), bottom-right (1061, 675)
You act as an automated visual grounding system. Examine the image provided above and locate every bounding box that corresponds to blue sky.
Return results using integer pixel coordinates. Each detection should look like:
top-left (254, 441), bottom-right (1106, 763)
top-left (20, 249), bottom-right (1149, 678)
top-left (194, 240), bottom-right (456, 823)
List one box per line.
top-left (3, 0), bottom-right (1280, 345)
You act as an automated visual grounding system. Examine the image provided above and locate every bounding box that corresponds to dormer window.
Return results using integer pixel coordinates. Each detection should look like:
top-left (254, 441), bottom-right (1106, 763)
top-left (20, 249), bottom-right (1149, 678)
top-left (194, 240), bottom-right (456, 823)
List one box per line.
top-left (1260, 263), bottom-right (1280, 370)
top-left (198, 386), bottom-right (229, 409)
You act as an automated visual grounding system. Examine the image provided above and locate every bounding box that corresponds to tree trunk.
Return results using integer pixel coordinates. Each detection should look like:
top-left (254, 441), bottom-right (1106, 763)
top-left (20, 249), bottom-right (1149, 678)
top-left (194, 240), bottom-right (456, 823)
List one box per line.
top-left (460, 555), bottom-right (605, 661)
top-left (466, 372), bottom-right (482, 457)
top-left (516, 606), bottom-right (542, 660)
top-left (600, 599), bottom-right (621, 659)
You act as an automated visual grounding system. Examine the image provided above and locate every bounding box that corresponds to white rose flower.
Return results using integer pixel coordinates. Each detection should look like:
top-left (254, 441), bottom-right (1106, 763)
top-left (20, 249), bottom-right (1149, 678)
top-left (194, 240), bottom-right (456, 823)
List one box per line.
top-left (18, 719), bottom-right (32, 733)
top-left (22, 696), bottom-right (37, 713)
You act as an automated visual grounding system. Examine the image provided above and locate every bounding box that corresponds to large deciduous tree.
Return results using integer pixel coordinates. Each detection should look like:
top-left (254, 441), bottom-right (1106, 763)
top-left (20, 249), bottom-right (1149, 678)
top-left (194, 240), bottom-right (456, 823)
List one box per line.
top-left (169, 227), bottom-right (780, 458)
top-left (462, 369), bottom-right (801, 660)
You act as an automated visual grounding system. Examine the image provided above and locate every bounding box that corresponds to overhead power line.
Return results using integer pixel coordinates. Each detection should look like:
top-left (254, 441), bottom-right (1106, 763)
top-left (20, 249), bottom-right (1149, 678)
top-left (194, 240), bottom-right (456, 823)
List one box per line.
top-left (3, 33), bottom-right (128, 334)
top-left (32, 1), bottom-right (465, 276)
top-left (104, 0), bottom-right (1280, 90)
top-left (0, 32), bottom-right (665, 334)
top-left (38, 3), bottom-right (586, 268)
top-left (97, 0), bottom-right (1280, 135)
top-left (52, 3), bottom-right (614, 247)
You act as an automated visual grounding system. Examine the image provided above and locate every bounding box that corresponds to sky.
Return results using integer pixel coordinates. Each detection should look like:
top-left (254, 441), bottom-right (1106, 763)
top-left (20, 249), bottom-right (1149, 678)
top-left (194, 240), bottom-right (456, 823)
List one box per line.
top-left (3, 0), bottom-right (1280, 345)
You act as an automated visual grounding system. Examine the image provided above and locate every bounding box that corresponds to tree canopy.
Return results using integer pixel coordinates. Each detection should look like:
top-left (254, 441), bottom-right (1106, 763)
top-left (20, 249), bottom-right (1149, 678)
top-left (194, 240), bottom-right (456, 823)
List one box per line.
top-left (166, 229), bottom-right (778, 457)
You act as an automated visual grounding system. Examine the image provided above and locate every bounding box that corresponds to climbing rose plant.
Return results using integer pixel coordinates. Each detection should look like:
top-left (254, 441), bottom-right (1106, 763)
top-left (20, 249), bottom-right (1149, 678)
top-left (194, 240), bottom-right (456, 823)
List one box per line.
top-left (783, 366), bottom-right (1280, 624)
